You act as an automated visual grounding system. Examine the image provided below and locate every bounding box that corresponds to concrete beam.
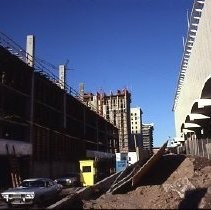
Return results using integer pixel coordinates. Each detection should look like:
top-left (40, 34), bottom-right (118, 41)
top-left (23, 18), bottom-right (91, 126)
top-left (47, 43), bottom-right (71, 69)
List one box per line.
top-left (188, 113), bottom-right (210, 120)
top-left (59, 65), bottom-right (66, 90)
top-left (173, 137), bottom-right (185, 142)
top-left (198, 99), bottom-right (211, 108)
top-left (184, 123), bottom-right (201, 128)
top-left (0, 139), bottom-right (32, 156)
top-left (86, 150), bottom-right (115, 159)
top-left (26, 35), bottom-right (35, 67)
top-left (183, 129), bottom-right (195, 134)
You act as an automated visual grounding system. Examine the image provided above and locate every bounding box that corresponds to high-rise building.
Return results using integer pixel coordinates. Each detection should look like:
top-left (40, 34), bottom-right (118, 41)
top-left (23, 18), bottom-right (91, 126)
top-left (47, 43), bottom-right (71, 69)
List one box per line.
top-left (129, 107), bottom-right (144, 164)
top-left (142, 123), bottom-right (154, 154)
top-left (80, 85), bottom-right (132, 153)
top-left (130, 107), bottom-right (143, 134)
top-left (130, 107), bottom-right (143, 150)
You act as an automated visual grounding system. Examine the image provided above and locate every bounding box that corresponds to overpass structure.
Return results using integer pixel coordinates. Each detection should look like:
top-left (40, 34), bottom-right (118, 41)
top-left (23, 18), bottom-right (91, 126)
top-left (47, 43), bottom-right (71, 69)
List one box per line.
top-left (173, 0), bottom-right (211, 143)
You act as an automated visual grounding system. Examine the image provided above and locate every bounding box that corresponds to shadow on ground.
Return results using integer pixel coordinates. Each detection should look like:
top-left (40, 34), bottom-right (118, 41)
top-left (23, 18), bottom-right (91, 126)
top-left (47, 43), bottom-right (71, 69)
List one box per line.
top-left (137, 154), bottom-right (186, 186)
top-left (109, 154), bottom-right (187, 195)
top-left (178, 188), bottom-right (207, 209)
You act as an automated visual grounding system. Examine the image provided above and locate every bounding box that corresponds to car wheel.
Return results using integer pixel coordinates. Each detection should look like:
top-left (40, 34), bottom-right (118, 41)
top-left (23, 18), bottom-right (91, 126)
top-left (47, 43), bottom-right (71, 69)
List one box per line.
top-left (34, 196), bottom-right (45, 208)
top-left (7, 203), bottom-right (12, 208)
top-left (74, 181), bottom-right (81, 187)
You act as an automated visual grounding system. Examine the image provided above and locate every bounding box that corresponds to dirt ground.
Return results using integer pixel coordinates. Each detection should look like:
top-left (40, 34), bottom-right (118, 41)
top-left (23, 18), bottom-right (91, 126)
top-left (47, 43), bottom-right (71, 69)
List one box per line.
top-left (83, 154), bottom-right (211, 209)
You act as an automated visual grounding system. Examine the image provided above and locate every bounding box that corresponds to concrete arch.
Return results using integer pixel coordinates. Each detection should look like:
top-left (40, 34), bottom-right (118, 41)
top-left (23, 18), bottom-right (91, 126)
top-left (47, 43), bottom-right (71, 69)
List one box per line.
top-left (185, 115), bottom-right (191, 123)
top-left (189, 98), bottom-right (211, 116)
top-left (201, 75), bottom-right (211, 99)
top-left (181, 123), bottom-right (185, 133)
top-left (191, 101), bottom-right (199, 113)
top-left (185, 75), bottom-right (211, 123)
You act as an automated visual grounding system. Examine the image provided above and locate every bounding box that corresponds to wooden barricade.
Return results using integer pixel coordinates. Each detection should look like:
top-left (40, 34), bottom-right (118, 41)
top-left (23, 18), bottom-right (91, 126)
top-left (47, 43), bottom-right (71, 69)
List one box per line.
top-left (5, 144), bottom-right (21, 187)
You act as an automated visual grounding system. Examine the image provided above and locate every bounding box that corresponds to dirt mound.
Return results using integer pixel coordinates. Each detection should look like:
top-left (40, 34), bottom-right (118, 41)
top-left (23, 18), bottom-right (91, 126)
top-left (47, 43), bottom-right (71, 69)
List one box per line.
top-left (83, 154), bottom-right (211, 209)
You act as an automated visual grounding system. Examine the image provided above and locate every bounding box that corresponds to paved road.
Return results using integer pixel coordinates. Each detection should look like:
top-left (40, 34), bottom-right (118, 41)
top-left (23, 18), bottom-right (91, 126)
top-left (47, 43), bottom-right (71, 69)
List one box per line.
top-left (0, 199), bottom-right (8, 209)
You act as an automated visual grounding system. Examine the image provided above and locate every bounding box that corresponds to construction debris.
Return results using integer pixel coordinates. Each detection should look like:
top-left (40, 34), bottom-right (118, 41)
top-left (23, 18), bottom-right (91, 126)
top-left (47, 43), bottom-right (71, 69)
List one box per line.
top-left (107, 141), bottom-right (168, 194)
top-left (83, 155), bottom-right (211, 209)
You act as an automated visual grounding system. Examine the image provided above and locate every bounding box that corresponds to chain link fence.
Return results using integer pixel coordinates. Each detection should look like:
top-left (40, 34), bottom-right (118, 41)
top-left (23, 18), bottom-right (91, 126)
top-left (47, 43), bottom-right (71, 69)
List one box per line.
top-left (185, 138), bottom-right (211, 159)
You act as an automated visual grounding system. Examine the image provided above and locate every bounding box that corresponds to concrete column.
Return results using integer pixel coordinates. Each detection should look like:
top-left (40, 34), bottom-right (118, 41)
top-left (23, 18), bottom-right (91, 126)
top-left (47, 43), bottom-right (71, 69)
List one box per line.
top-left (59, 65), bottom-right (66, 90)
top-left (26, 35), bottom-right (35, 67)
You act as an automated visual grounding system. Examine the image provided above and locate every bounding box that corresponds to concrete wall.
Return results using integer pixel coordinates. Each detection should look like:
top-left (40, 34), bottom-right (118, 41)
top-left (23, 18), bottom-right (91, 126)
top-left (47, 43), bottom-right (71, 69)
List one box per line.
top-left (128, 152), bottom-right (138, 165)
top-left (0, 139), bottom-right (32, 155)
top-left (174, 0), bottom-right (211, 137)
top-left (33, 161), bottom-right (79, 179)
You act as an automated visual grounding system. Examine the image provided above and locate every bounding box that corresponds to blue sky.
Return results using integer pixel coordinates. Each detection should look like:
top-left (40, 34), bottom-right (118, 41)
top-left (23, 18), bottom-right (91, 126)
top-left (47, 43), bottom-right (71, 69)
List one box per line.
top-left (0, 0), bottom-right (193, 146)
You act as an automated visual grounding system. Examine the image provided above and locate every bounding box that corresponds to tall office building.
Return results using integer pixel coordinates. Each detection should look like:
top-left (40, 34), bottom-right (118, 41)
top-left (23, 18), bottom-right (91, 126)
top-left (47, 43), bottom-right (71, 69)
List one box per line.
top-left (80, 85), bottom-right (132, 153)
top-left (130, 107), bottom-right (143, 150)
top-left (130, 107), bottom-right (143, 134)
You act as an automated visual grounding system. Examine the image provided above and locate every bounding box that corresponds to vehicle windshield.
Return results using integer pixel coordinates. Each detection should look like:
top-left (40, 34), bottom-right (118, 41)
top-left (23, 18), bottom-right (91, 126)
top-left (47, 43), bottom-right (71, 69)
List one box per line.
top-left (20, 180), bottom-right (45, 188)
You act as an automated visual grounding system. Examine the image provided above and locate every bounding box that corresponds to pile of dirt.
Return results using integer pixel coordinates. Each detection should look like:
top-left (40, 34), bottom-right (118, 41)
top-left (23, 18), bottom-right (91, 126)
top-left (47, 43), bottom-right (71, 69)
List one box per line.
top-left (83, 154), bottom-right (211, 209)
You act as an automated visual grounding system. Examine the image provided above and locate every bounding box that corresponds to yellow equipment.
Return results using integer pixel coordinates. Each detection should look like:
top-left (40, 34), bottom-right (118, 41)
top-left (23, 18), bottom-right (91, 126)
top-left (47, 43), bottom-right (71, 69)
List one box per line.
top-left (79, 160), bottom-right (95, 186)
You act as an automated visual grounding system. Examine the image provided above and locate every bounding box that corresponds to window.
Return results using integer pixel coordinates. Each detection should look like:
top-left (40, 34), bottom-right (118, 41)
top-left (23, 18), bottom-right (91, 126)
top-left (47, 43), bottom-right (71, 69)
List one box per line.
top-left (48, 180), bottom-right (54, 187)
top-left (21, 180), bottom-right (45, 188)
top-left (82, 166), bottom-right (91, 172)
top-left (46, 181), bottom-right (53, 187)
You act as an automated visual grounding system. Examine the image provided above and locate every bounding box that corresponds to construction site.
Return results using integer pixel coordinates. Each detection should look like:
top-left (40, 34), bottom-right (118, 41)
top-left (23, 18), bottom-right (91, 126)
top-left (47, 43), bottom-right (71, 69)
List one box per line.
top-left (0, 28), bottom-right (155, 189)
top-left (1, 0), bottom-right (211, 208)
top-left (42, 142), bottom-right (211, 209)
top-left (0, 31), bottom-right (159, 209)
top-left (0, 32), bottom-right (120, 188)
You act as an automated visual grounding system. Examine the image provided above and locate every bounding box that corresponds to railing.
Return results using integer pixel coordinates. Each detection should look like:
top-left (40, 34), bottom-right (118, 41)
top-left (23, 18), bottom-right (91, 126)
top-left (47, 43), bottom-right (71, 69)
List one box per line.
top-left (185, 138), bottom-right (211, 159)
top-left (0, 31), bottom-right (101, 116)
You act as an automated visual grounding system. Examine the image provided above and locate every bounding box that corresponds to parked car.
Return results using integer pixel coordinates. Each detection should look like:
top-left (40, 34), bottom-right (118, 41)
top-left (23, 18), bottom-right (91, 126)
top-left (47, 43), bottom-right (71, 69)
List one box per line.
top-left (54, 173), bottom-right (81, 187)
top-left (1, 178), bottom-right (63, 207)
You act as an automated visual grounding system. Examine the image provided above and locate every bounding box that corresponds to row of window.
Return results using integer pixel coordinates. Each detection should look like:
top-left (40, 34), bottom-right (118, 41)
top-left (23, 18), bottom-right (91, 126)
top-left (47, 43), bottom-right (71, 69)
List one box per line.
top-left (131, 130), bottom-right (139, 134)
top-left (131, 117), bottom-right (138, 120)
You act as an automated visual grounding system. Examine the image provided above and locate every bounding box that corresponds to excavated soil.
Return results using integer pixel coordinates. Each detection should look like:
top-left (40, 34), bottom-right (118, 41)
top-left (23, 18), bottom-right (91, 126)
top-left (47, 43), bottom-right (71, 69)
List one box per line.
top-left (83, 154), bottom-right (211, 209)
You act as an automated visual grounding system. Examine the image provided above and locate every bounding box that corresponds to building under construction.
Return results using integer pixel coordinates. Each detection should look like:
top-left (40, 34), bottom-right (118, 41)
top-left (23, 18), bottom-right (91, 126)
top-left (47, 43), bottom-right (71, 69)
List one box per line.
top-left (0, 33), bottom-right (118, 188)
top-left (142, 123), bottom-right (154, 155)
top-left (79, 84), bottom-right (132, 153)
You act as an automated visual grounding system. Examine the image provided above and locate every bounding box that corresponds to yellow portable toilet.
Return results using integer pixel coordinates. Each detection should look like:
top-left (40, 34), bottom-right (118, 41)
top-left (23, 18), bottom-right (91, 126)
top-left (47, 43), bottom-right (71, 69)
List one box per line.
top-left (79, 160), bottom-right (95, 186)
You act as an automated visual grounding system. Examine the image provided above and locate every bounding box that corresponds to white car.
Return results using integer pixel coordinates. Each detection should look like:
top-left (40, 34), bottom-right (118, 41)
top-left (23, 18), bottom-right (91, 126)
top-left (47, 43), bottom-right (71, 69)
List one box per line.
top-left (1, 178), bottom-right (63, 207)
